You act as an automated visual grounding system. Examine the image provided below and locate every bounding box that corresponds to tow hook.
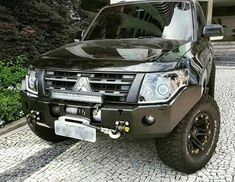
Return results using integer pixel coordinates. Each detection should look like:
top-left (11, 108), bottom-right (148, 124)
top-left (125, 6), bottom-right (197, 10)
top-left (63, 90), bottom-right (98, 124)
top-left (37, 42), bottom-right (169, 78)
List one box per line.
top-left (100, 128), bottom-right (121, 139)
top-left (100, 121), bottom-right (130, 139)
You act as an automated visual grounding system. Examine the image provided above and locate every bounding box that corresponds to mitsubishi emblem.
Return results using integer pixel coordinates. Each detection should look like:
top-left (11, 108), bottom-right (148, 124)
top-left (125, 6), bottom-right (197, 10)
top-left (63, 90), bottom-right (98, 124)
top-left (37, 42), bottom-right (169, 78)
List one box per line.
top-left (72, 77), bottom-right (91, 93)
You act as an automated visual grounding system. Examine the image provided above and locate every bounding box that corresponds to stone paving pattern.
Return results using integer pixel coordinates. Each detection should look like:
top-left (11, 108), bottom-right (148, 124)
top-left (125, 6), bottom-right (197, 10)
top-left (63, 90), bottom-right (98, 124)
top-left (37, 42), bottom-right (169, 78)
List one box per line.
top-left (0, 68), bottom-right (234, 182)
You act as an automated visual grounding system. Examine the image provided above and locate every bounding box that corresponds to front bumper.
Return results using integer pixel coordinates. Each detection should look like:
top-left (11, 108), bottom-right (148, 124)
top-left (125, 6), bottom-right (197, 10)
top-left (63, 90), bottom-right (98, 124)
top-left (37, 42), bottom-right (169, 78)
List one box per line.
top-left (21, 85), bottom-right (202, 138)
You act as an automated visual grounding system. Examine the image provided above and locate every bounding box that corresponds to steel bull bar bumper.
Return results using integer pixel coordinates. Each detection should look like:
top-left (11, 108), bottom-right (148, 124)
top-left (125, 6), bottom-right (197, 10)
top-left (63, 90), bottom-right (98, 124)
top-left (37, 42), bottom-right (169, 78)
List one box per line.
top-left (22, 86), bottom-right (202, 139)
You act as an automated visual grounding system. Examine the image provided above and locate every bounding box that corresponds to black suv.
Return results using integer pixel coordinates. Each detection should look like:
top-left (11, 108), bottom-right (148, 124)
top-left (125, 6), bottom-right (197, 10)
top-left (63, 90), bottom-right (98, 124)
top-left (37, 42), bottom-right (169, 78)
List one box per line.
top-left (21, 0), bottom-right (224, 173)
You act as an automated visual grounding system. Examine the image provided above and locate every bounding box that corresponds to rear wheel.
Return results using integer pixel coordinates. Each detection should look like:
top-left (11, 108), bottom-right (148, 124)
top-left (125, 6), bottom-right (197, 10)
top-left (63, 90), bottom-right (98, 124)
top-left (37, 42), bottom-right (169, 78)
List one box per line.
top-left (156, 95), bottom-right (220, 174)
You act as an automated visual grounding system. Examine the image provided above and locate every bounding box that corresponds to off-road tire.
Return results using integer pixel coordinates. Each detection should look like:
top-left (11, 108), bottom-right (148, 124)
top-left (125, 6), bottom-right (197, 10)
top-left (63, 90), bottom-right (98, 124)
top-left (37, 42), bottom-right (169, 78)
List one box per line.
top-left (27, 121), bottom-right (67, 143)
top-left (156, 95), bottom-right (220, 174)
top-left (208, 61), bottom-right (216, 98)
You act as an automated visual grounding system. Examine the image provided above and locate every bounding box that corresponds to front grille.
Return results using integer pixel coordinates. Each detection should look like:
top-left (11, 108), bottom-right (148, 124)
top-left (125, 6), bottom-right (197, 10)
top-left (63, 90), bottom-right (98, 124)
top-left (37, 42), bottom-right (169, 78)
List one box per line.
top-left (44, 70), bottom-right (135, 103)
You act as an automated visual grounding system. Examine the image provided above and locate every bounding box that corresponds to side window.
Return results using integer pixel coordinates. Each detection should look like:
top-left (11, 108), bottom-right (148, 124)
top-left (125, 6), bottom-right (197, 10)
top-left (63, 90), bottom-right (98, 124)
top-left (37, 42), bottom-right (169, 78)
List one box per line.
top-left (196, 5), bottom-right (206, 37)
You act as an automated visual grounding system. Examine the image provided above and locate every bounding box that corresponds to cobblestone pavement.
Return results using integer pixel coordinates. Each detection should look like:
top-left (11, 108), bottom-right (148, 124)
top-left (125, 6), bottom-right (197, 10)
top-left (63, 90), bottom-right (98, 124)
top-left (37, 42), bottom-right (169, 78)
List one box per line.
top-left (0, 68), bottom-right (234, 182)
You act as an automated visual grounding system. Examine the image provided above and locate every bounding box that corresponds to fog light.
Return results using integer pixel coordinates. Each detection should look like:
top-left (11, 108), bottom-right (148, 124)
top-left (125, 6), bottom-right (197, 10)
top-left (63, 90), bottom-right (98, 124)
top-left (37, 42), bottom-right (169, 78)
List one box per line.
top-left (143, 115), bottom-right (155, 125)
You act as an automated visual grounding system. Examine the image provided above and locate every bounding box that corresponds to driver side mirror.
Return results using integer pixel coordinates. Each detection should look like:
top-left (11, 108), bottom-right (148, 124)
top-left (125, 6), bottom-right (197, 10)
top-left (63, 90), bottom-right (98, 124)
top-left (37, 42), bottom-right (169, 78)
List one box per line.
top-left (74, 29), bottom-right (86, 42)
top-left (203, 24), bottom-right (224, 41)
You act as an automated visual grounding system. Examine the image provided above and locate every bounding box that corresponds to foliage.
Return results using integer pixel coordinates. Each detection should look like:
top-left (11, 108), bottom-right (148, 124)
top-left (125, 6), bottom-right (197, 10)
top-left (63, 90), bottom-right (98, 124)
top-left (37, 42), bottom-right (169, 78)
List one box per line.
top-left (0, 0), bottom-right (97, 60)
top-left (0, 55), bottom-right (27, 126)
top-left (0, 55), bottom-right (27, 89)
top-left (0, 90), bottom-right (23, 125)
top-left (80, 0), bottom-right (108, 12)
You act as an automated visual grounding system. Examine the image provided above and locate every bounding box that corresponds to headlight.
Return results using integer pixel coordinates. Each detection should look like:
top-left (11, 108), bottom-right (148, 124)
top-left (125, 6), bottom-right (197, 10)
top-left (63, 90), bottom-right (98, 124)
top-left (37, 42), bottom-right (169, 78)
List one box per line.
top-left (26, 69), bottom-right (38, 95)
top-left (139, 69), bottom-right (189, 103)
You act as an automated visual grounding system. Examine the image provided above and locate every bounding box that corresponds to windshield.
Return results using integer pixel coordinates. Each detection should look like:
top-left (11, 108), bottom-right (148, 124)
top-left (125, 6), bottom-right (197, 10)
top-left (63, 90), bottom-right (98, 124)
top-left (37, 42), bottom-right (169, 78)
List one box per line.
top-left (84, 2), bottom-right (193, 41)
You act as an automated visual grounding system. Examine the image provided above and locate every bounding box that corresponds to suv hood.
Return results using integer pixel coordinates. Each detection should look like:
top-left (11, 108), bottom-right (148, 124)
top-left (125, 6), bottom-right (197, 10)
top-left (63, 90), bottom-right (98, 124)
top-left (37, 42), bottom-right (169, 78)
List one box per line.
top-left (32, 38), bottom-right (193, 72)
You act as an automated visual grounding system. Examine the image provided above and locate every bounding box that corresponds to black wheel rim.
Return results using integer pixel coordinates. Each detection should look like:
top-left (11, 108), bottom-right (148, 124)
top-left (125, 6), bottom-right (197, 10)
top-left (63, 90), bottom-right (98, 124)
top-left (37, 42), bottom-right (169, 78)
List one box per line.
top-left (187, 113), bottom-right (212, 156)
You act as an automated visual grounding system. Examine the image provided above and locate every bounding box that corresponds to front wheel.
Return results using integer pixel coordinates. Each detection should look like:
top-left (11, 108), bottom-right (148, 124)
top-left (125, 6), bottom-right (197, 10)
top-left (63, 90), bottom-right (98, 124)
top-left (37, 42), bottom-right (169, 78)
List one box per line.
top-left (156, 95), bottom-right (220, 174)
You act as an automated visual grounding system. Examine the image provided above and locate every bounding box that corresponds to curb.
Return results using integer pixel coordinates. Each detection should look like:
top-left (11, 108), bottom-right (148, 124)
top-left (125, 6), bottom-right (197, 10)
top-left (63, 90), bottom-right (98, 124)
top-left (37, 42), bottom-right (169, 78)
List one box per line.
top-left (0, 117), bottom-right (27, 136)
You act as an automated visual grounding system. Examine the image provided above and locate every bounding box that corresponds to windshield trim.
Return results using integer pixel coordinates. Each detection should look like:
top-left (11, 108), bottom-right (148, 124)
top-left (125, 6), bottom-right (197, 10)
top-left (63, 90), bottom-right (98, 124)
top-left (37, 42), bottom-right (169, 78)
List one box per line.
top-left (82, 0), bottom-right (196, 42)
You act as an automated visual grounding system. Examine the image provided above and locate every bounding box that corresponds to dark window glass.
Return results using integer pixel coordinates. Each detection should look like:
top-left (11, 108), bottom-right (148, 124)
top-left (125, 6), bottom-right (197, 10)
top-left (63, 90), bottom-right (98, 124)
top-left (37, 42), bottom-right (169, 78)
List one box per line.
top-left (139, 9), bottom-right (145, 20)
top-left (85, 2), bottom-right (193, 41)
top-left (145, 12), bottom-right (150, 21)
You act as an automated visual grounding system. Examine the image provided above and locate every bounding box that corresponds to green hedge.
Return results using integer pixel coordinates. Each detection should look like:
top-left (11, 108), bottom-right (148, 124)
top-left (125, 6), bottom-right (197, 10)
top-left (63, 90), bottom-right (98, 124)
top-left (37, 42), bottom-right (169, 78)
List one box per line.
top-left (0, 55), bottom-right (27, 127)
top-left (0, 91), bottom-right (23, 125)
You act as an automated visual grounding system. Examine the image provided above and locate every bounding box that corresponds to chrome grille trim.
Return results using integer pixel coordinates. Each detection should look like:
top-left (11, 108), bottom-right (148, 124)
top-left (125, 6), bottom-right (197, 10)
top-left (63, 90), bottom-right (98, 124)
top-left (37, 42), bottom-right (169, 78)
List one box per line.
top-left (89, 79), bottom-right (132, 85)
top-left (45, 78), bottom-right (77, 82)
top-left (44, 70), bottom-right (136, 103)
